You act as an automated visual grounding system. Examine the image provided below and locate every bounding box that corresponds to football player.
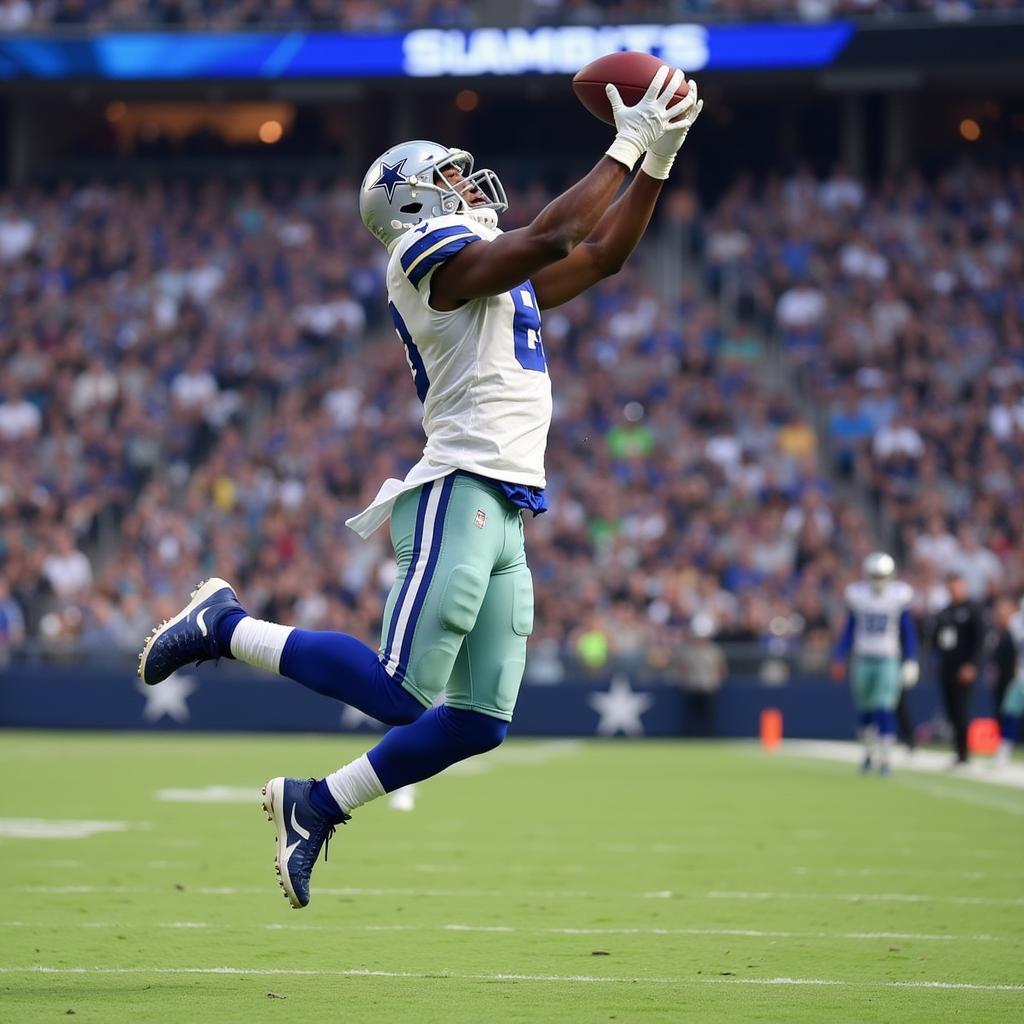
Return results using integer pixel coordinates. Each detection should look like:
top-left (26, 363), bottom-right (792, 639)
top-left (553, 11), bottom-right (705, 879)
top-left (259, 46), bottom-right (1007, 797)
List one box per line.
top-left (831, 553), bottom-right (918, 776)
top-left (994, 597), bottom-right (1024, 769)
top-left (138, 67), bottom-right (702, 908)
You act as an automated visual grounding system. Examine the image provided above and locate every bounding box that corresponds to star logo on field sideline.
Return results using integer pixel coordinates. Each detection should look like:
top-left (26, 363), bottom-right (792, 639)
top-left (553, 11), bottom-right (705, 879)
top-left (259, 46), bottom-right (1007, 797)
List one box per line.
top-left (136, 673), bottom-right (198, 724)
top-left (588, 674), bottom-right (655, 737)
top-left (369, 159), bottom-right (408, 203)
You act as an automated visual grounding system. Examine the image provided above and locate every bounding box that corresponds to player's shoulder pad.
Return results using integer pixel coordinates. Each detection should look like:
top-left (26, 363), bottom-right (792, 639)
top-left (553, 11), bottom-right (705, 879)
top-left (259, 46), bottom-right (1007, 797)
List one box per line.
top-left (844, 581), bottom-right (865, 608)
top-left (892, 580), bottom-right (914, 608)
top-left (392, 214), bottom-right (483, 288)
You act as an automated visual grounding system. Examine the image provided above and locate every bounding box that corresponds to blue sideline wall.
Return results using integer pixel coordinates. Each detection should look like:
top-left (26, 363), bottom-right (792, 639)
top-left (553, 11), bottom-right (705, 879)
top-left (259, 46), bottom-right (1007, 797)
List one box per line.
top-left (0, 661), bottom-right (996, 739)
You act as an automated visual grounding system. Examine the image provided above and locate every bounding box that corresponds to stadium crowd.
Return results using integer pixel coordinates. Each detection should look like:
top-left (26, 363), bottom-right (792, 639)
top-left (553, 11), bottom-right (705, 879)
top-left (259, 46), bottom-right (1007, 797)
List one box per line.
top-left (0, 160), bottom-right (1019, 677)
top-left (1, 0), bottom-right (1022, 32)
top-left (700, 160), bottom-right (1024, 609)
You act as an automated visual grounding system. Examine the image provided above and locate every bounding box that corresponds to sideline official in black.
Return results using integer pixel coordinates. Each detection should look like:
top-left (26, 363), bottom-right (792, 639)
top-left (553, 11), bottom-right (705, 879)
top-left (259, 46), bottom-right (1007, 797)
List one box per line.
top-left (933, 572), bottom-right (983, 766)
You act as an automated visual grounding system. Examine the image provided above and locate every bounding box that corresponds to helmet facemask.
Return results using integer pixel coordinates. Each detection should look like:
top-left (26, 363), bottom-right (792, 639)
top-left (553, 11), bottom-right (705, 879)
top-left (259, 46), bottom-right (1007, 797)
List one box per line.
top-left (414, 149), bottom-right (507, 231)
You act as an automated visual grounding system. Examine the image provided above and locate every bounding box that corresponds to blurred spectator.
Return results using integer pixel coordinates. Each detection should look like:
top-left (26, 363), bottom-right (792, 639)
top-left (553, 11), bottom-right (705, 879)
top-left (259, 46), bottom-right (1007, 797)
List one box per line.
top-left (678, 615), bottom-right (726, 737)
top-left (42, 530), bottom-right (93, 598)
top-left (0, 577), bottom-right (25, 665)
top-left (953, 524), bottom-right (1002, 601)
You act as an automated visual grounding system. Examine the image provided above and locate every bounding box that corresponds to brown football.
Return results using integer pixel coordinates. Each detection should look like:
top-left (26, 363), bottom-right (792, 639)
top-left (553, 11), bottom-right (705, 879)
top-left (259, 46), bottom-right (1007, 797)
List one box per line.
top-left (572, 51), bottom-right (688, 126)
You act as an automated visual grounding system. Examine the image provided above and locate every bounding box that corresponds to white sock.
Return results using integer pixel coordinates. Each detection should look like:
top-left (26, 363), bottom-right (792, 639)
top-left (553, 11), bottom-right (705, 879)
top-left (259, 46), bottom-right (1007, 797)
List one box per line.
top-left (229, 616), bottom-right (294, 673)
top-left (879, 732), bottom-right (894, 767)
top-left (325, 753), bottom-right (385, 814)
top-left (861, 725), bottom-right (878, 762)
top-left (995, 740), bottom-right (1012, 766)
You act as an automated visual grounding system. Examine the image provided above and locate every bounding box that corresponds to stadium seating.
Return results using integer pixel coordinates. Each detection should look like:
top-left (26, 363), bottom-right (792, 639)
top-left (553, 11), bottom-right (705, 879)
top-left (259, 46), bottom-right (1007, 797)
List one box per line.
top-left (2, 0), bottom-right (1022, 32)
top-left (0, 163), bottom-right (1018, 670)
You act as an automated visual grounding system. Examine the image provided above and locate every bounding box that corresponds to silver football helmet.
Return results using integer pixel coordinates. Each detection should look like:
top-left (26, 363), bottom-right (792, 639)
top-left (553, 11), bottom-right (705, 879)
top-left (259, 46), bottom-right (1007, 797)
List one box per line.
top-left (863, 551), bottom-right (896, 592)
top-left (359, 140), bottom-right (508, 250)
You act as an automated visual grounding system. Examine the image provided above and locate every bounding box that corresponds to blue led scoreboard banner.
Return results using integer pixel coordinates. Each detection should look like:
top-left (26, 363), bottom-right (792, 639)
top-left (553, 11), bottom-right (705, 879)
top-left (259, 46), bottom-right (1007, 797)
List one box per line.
top-left (0, 23), bottom-right (855, 81)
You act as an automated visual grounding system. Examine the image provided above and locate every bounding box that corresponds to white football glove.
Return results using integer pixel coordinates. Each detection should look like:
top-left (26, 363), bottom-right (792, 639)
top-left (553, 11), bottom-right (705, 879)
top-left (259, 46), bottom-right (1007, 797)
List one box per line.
top-left (641, 78), bottom-right (703, 180)
top-left (900, 660), bottom-right (920, 689)
top-left (605, 66), bottom-right (691, 172)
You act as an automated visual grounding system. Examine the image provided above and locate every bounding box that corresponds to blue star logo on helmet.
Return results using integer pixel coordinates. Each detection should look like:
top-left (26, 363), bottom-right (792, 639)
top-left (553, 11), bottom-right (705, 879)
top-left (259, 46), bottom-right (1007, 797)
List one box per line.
top-left (369, 158), bottom-right (407, 203)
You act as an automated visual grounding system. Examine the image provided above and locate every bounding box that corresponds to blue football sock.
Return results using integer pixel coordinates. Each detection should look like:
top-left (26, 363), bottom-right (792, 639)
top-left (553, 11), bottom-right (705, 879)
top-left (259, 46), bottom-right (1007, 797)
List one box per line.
top-left (858, 710), bottom-right (873, 731)
top-left (279, 629), bottom-right (427, 726)
top-left (309, 779), bottom-right (347, 823)
top-left (214, 607), bottom-right (247, 655)
top-left (367, 706), bottom-right (508, 792)
top-left (1002, 715), bottom-right (1019, 743)
top-left (874, 708), bottom-right (895, 737)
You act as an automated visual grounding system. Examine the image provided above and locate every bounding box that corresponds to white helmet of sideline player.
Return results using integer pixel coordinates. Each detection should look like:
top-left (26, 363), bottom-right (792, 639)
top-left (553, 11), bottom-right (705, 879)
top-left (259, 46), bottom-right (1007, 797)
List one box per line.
top-left (863, 551), bottom-right (895, 593)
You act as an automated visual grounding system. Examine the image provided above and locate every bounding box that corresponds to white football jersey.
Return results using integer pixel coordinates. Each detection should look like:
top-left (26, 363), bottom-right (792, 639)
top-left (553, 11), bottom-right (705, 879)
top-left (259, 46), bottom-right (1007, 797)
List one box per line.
top-left (1009, 612), bottom-right (1024, 675)
top-left (346, 213), bottom-right (552, 538)
top-left (844, 580), bottom-right (914, 659)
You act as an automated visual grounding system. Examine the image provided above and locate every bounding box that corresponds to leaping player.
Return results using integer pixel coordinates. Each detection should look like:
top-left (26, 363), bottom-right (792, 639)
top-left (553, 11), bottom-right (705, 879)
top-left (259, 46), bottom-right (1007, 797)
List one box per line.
top-left (831, 553), bottom-right (919, 776)
top-left (138, 67), bottom-right (702, 908)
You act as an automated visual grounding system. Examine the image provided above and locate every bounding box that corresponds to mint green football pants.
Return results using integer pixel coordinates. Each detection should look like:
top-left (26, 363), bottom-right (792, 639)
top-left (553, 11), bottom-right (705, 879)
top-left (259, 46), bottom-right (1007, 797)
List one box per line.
top-left (1002, 676), bottom-right (1024, 718)
top-left (377, 473), bottom-right (534, 722)
top-left (851, 656), bottom-right (902, 712)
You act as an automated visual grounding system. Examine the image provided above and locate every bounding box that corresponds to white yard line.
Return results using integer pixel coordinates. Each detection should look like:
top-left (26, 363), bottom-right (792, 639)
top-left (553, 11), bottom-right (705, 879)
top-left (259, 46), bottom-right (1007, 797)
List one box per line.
top-left (894, 776), bottom-right (1024, 816)
top-left (1, 966), bottom-right (1021, 993)
top-left (11, 884), bottom-right (647, 900)
top-left (790, 866), bottom-right (1024, 881)
top-left (0, 818), bottom-right (131, 839)
top-left (16, 883), bottom-right (1021, 906)
top-left (153, 742), bottom-right (585, 803)
top-left (0, 920), bottom-right (1005, 943)
top-left (707, 890), bottom-right (1024, 906)
top-left (783, 740), bottom-right (1024, 793)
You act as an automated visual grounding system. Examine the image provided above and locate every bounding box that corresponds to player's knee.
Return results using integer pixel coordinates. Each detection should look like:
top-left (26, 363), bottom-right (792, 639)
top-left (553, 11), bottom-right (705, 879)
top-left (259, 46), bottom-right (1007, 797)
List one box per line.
top-left (376, 664), bottom-right (429, 726)
top-left (439, 705), bottom-right (508, 756)
top-left (386, 698), bottom-right (427, 726)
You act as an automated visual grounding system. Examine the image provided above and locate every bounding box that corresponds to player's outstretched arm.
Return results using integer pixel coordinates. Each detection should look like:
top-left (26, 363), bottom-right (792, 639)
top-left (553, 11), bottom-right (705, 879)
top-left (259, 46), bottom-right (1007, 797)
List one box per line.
top-left (531, 170), bottom-right (661, 311)
top-left (431, 67), bottom-right (689, 310)
top-left (533, 80), bottom-right (702, 311)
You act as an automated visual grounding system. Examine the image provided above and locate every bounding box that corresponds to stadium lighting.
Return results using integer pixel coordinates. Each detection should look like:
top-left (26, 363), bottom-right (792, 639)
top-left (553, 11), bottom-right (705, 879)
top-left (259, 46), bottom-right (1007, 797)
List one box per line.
top-left (259, 120), bottom-right (283, 144)
top-left (959, 118), bottom-right (981, 141)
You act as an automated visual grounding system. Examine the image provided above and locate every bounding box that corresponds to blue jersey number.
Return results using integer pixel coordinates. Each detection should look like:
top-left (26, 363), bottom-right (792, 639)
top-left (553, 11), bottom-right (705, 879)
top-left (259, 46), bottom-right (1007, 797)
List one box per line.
top-left (862, 613), bottom-right (889, 634)
top-left (511, 282), bottom-right (546, 372)
top-left (389, 301), bottom-right (429, 403)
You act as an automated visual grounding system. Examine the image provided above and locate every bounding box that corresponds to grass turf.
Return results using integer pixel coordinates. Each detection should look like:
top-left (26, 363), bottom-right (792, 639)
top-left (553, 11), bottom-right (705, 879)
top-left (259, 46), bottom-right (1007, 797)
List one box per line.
top-left (1, 732), bottom-right (1022, 1023)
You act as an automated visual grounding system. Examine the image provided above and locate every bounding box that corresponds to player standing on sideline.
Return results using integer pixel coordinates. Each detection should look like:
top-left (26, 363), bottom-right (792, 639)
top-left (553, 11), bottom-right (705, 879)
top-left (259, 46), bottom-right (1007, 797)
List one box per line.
top-left (988, 595), bottom-right (1018, 718)
top-left (831, 553), bottom-right (919, 776)
top-left (994, 597), bottom-right (1024, 769)
top-left (138, 67), bottom-right (703, 908)
top-left (933, 571), bottom-right (983, 768)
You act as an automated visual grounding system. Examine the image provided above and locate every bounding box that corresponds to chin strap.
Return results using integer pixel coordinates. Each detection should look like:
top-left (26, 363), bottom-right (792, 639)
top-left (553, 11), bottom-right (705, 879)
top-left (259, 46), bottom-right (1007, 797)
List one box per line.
top-left (466, 207), bottom-right (498, 230)
top-left (388, 205), bottom-right (497, 246)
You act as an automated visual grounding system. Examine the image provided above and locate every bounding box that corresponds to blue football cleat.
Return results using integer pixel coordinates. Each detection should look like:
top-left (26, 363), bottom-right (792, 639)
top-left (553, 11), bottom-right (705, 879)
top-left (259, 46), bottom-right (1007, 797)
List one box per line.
top-left (137, 577), bottom-right (242, 685)
top-left (859, 755), bottom-right (873, 774)
top-left (879, 762), bottom-right (892, 778)
top-left (262, 777), bottom-right (348, 909)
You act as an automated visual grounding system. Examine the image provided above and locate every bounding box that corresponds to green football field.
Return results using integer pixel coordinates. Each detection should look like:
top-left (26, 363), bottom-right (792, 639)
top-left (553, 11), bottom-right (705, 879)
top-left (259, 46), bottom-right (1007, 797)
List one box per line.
top-left (1, 732), bottom-right (1022, 1023)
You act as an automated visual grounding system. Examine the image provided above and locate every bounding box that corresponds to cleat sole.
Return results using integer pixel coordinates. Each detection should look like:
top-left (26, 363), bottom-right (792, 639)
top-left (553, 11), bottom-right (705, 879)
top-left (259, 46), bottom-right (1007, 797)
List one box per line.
top-left (262, 777), bottom-right (305, 910)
